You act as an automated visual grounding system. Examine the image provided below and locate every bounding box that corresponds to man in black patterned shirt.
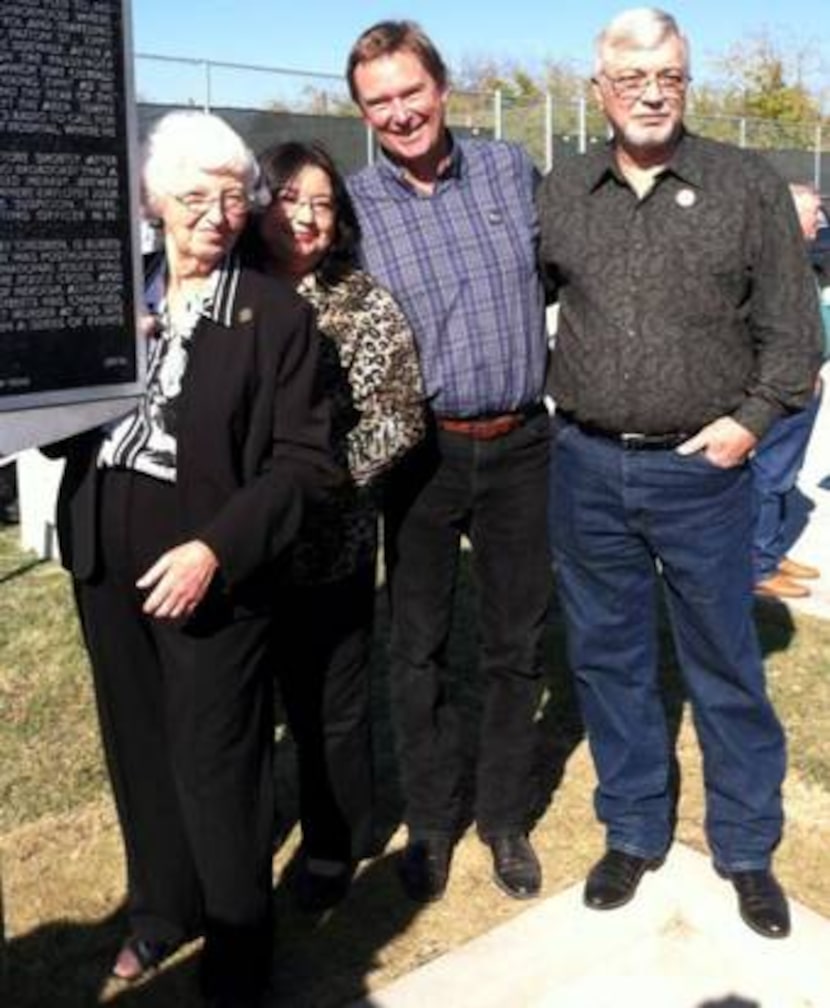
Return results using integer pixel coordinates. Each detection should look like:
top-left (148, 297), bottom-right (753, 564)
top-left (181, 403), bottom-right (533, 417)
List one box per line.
top-left (538, 7), bottom-right (822, 939)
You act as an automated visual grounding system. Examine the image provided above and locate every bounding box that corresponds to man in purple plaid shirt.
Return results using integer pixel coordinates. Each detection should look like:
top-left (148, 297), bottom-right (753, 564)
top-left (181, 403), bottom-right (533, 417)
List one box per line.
top-left (346, 20), bottom-right (551, 905)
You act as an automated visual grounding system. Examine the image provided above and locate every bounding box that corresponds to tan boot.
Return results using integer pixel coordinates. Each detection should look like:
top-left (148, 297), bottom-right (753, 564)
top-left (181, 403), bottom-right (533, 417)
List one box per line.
top-left (778, 556), bottom-right (820, 580)
top-left (755, 572), bottom-right (811, 599)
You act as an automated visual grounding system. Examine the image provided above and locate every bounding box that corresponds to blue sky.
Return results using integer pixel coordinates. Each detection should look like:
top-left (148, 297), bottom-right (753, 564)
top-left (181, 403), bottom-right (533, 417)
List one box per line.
top-left (131, 0), bottom-right (829, 99)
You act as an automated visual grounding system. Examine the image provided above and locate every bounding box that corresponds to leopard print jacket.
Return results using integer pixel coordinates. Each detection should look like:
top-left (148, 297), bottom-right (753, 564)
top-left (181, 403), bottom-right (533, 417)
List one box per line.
top-left (291, 268), bottom-right (426, 584)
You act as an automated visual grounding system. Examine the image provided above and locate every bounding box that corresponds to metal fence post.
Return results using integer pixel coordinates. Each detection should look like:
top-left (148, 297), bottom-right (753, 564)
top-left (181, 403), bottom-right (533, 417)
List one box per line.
top-left (578, 96), bottom-right (587, 154)
top-left (544, 92), bottom-right (554, 172)
top-left (494, 88), bottom-right (502, 141)
top-left (738, 116), bottom-right (747, 148)
top-left (203, 60), bottom-right (211, 112)
top-left (815, 123), bottom-right (823, 193)
top-left (365, 122), bottom-right (374, 167)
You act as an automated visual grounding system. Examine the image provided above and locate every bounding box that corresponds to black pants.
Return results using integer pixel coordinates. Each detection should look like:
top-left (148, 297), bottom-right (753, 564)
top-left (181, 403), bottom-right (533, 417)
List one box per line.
top-left (277, 564), bottom-right (376, 863)
top-left (74, 470), bottom-right (274, 993)
top-left (383, 413), bottom-right (551, 840)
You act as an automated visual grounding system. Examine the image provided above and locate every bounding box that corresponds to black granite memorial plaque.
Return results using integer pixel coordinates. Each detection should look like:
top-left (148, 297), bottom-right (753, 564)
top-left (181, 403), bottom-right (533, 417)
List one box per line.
top-left (0, 0), bottom-right (142, 425)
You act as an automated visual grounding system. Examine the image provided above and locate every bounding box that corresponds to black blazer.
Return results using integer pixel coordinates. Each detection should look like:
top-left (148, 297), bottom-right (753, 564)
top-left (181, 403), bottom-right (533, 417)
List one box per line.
top-left (49, 260), bottom-right (333, 609)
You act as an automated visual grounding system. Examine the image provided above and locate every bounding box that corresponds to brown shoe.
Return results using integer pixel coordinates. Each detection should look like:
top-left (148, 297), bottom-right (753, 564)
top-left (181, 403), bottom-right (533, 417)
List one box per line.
top-left (755, 573), bottom-right (810, 599)
top-left (778, 556), bottom-right (820, 580)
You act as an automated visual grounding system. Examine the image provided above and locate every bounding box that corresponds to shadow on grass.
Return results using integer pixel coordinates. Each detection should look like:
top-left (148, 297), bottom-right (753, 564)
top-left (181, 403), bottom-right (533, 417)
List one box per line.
top-left (4, 550), bottom-right (799, 1007)
top-left (0, 556), bottom-right (47, 585)
top-left (5, 906), bottom-right (139, 1008)
top-left (753, 595), bottom-right (798, 659)
top-left (5, 852), bottom-right (426, 1008)
top-left (4, 857), bottom-right (424, 1008)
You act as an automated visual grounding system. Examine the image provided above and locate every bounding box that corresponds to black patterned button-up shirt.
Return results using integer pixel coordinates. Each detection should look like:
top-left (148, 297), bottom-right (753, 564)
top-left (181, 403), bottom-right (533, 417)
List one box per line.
top-left (538, 131), bottom-right (822, 439)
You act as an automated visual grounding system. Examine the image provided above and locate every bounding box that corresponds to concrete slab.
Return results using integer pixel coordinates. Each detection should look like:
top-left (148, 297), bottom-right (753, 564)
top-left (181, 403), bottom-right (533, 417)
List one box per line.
top-left (351, 844), bottom-right (830, 1008)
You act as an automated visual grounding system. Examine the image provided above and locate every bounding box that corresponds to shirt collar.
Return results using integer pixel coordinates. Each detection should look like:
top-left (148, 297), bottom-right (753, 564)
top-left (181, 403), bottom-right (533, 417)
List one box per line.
top-left (375, 130), bottom-right (463, 191)
top-left (149, 250), bottom-right (242, 329)
top-left (586, 128), bottom-right (704, 193)
top-left (661, 130), bottom-right (705, 188)
top-left (203, 251), bottom-right (242, 327)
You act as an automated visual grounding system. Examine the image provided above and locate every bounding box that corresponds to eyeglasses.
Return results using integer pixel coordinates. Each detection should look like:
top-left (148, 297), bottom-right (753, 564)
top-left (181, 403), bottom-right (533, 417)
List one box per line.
top-left (599, 69), bottom-right (689, 102)
top-left (172, 190), bottom-right (250, 218)
top-left (277, 191), bottom-right (335, 222)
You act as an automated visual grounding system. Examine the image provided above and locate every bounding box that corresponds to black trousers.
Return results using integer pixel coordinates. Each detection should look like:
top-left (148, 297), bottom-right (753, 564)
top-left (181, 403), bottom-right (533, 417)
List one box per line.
top-left (276, 564), bottom-right (376, 863)
top-left (74, 470), bottom-right (274, 992)
top-left (383, 413), bottom-right (551, 840)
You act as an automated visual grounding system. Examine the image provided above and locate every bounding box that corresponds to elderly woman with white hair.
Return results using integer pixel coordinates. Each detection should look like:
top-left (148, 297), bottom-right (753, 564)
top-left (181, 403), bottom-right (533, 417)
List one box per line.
top-left (47, 110), bottom-right (332, 1007)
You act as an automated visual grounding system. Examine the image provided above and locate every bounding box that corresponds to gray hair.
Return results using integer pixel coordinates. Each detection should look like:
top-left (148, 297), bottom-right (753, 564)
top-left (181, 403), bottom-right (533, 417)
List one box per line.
top-left (594, 7), bottom-right (690, 75)
top-left (141, 110), bottom-right (270, 217)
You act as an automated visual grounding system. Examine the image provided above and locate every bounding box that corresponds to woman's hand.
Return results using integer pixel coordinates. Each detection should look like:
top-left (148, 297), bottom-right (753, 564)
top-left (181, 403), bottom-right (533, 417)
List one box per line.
top-left (137, 540), bottom-right (219, 619)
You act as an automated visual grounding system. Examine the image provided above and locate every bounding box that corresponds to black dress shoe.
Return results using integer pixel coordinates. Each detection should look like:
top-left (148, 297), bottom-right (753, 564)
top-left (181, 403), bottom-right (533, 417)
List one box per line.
top-left (398, 837), bottom-right (453, 902)
top-left (293, 859), bottom-right (353, 912)
top-left (489, 835), bottom-right (541, 900)
top-left (584, 849), bottom-right (664, 910)
top-left (729, 869), bottom-right (791, 939)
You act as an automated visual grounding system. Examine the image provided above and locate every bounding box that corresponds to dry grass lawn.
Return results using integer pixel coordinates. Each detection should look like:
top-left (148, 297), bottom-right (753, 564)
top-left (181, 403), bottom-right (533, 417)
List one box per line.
top-left (2, 528), bottom-right (830, 1007)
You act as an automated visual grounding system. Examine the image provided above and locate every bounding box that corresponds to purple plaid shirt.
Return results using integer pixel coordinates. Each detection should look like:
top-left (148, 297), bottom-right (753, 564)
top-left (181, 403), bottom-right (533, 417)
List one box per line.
top-left (348, 137), bottom-right (547, 417)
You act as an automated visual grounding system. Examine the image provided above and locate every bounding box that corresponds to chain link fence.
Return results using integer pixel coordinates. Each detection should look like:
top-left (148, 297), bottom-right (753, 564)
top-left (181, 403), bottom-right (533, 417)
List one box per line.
top-left (135, 53), bottom-right (830, 191)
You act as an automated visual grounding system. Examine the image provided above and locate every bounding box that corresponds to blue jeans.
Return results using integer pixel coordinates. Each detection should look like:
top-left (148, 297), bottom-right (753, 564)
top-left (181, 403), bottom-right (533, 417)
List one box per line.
top-left (549, 419), bottom-right (785, 872)
top-left (751, 390), bottom-right (822, 579)
top-left (384, 412), bottom-right (551, 840)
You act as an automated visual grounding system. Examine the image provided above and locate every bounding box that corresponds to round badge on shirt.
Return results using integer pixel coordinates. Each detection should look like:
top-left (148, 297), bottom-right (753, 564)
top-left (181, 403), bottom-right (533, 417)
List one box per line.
top-left (676, 188), bottom-right (696, 209)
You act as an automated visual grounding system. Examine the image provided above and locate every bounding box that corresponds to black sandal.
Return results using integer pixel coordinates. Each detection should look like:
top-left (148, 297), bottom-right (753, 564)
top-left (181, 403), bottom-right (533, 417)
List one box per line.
top-left (111, 936), bottom-right (180, 982)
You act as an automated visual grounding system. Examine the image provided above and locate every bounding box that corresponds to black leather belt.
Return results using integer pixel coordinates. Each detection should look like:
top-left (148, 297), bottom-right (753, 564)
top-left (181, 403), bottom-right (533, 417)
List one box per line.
top-left (558, 412), bottom-right (689, 451)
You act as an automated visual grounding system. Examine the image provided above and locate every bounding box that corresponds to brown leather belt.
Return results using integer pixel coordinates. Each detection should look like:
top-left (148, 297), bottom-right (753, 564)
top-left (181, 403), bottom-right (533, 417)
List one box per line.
top-left (436, 403), bottom-right (545, 440)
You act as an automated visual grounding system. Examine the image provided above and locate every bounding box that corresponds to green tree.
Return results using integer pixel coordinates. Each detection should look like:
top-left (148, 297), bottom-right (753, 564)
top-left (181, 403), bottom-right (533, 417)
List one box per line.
top-left (711, 31), bottom-right (821, 123)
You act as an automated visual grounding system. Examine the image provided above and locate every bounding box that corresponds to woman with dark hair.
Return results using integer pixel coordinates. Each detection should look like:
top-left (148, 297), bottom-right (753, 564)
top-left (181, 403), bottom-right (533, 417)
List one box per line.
top-left (252, 141), bottom-right (425, 910)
